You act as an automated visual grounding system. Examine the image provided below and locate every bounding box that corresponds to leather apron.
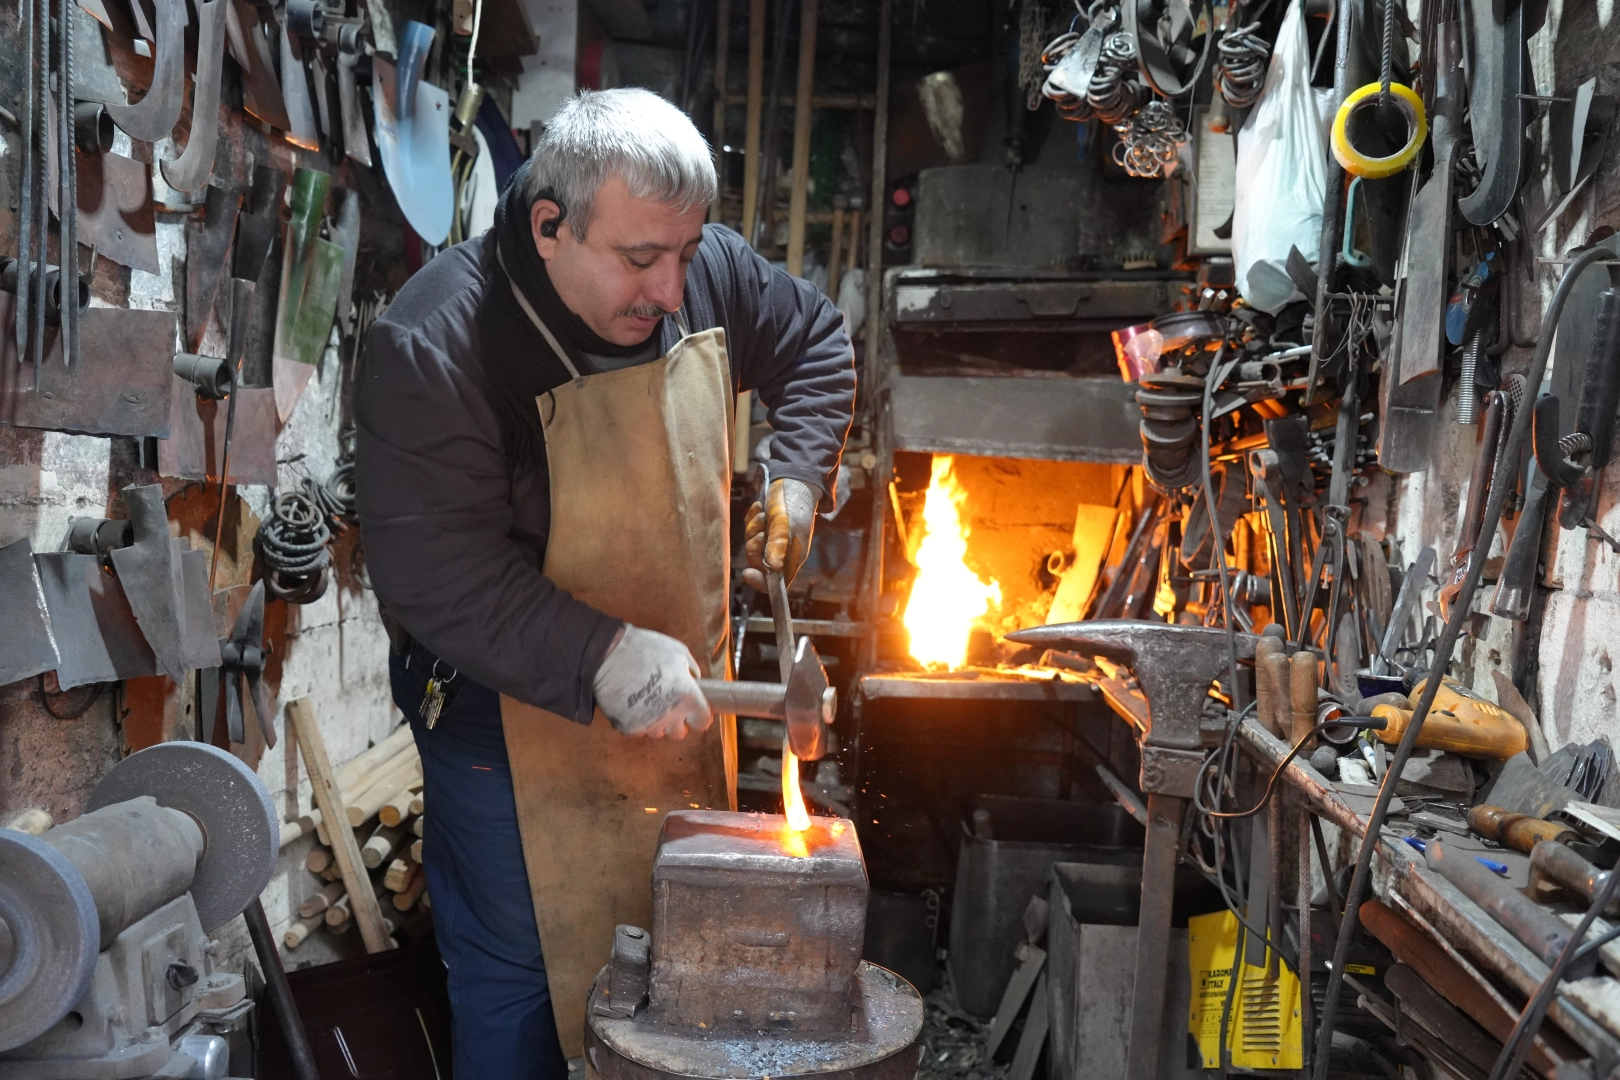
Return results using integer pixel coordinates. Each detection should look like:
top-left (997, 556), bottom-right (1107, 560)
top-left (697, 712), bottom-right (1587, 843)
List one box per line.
top-left (497, 273), bottom-right (738, 1058)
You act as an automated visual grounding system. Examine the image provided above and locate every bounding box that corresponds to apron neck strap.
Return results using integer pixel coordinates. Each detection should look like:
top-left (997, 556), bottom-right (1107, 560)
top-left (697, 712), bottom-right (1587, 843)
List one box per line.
top-left (672, 307), bottom-right (692, 339)
top-left (497, 242), bottom-right (583, 380)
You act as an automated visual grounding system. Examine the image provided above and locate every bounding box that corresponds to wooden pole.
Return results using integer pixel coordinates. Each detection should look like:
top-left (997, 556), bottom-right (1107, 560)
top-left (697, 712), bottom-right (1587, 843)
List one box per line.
top-left (846, 208), bottom-right (861, 275)
top-left (862, 0), bottom-right (890, 357)
top-left (711, 0), bottom-right (730, 223)
top-left (784, 0), bottom-right (818, 276)
top-left (287, 697), bottom-right (393, 953)
top-left (827, 203), bottom-right (845, 298)
top-left (855, 0), bottom-right (892, 681)
top-left (741, 0), bottom-right (765, 243)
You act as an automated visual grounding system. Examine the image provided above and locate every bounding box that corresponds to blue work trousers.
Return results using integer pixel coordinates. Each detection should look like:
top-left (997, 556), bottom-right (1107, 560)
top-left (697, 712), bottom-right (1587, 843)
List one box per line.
top-left (391, 647), bottom-right (569, 1080)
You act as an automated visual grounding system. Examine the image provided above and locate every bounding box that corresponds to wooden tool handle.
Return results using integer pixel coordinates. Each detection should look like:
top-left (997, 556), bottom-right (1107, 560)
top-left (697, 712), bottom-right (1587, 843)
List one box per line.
top-left (1254, 638), bottom-right (1283, 738)
top-left (1260, 652), bottom-right (1292, 740)
top-left (1289, 651), bottom-right (1317, 750)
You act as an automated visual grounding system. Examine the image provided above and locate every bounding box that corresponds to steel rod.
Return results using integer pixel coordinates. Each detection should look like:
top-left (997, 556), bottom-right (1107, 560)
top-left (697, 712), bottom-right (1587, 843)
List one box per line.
top-left (243, 897), bottom-right (320, 1080)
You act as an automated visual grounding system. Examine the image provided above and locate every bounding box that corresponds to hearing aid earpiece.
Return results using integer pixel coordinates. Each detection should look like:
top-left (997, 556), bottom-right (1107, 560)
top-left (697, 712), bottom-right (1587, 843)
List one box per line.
top-left (536, 191), bottom-right (568, 239)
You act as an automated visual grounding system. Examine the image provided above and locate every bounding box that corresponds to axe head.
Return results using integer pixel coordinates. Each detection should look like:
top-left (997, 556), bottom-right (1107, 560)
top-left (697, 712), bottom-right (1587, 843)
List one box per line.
top-left (785, 637), bottom-right (834, 761)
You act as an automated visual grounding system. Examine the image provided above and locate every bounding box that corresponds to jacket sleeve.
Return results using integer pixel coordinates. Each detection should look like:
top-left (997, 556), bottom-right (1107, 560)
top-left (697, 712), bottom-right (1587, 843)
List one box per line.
top-left (354, 319), bottom-right (621, 723)
top-left (715, 227), bottom-right (856, 510)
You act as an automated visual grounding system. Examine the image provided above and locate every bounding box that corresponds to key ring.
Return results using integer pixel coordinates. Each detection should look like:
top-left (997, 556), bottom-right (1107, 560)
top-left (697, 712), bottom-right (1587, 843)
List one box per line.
top-left (431, 658), bottom-right (458, 683)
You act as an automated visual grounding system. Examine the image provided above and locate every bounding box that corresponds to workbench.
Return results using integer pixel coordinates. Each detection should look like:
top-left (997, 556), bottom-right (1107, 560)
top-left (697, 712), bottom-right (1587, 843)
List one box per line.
top-left (1239, 718), bottom-right (1620, 1075)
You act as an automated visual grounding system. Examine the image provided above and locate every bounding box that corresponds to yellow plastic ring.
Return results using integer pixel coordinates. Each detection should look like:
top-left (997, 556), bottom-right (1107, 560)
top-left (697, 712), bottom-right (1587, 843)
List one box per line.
top-left (1330, 82), bottom-right (1428, 179)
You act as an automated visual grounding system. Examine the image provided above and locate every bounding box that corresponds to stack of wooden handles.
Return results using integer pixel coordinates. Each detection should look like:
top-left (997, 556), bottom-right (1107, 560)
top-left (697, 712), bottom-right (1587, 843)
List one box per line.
top-left (277, 722), bottom-right (429, 950)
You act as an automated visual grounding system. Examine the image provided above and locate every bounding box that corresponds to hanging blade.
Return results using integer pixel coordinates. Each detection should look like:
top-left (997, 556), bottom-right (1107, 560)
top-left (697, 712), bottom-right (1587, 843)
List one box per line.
top-left (1458, 0), bottom-right (1524, 225)
top-left (106, 0), bottom-right (187, 143)
top-left (34, 551), bottom-right (159, 687)
top-left (1375, 546), bottom-right (1436, 676)
top-left (372, 25), bottom-right (454, 245)
top-left (184, 182), bottom-right (243, 351)
top-left (160, 0), bottom-right (229, 193)
top-left (278, 21), bottom-right (321, 150)
top-left (329, 188), bottom-right (361, 337)
top-left (107, 483), bottom-right (189, 681)
top-left (219, 580), bottom-right (274, 747)
top-left (335, 23), bottom-right (371, 165)
top-left (226, 0), bottom-right (293, 131)
top-left (0, 537), bottom-right (61, 685)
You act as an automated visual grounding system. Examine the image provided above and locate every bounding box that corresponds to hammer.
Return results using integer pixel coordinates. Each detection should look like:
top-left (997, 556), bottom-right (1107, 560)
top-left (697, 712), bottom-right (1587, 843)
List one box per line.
top-left (724, 462), bottom-right (830, 761)
top-left (697, 654), bottom-right (835, 752)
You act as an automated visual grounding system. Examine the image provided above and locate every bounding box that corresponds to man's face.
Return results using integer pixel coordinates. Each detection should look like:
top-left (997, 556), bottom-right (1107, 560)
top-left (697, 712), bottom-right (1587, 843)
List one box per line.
top-left (531, 175), bottom-right (707, 346)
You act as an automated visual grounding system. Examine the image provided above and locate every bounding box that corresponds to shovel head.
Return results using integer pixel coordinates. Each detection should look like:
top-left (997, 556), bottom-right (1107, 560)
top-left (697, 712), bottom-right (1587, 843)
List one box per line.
top-left (34, 551), bottom-right (158, 687)
top-left (373, 35), bottom-right (453, 245)
top-left (0, 537), bottom-right (61, 685)
top-left (108, 484), bottom-right (189, 681)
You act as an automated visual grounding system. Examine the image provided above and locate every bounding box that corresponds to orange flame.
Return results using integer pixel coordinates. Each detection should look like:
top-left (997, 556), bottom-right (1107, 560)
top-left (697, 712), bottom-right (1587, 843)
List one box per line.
top-left (782, 741), bottom-right (811, 832)
top-left (903, 456), bottom-right (1001, 668)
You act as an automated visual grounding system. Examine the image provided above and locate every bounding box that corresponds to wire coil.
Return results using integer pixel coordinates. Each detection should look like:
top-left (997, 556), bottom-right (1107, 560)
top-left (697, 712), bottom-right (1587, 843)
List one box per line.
top-left (257, 490), bottom-right (332, 604)
top-left (1214, 22), bottom-right (1269, 109)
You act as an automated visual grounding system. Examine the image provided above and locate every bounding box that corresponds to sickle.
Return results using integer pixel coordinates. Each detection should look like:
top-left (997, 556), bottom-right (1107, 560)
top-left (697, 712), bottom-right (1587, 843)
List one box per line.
top-left (105, 0), bottom-right (186, 142)
top-left (161, 0), bottom-right (228, 193)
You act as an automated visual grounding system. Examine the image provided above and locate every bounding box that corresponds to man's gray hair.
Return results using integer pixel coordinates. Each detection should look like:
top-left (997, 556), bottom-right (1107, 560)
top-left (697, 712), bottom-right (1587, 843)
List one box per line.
top-left (525, 88), bottom-right (717, 240)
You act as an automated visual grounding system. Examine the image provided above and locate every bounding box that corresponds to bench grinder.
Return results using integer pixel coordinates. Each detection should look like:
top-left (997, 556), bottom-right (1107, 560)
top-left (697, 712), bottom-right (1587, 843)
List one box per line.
top-left (0, 741), bottom-right (279, 1079)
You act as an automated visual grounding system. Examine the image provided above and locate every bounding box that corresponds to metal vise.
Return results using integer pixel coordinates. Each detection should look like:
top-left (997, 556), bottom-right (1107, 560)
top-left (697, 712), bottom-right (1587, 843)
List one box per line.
top-left (1008, 619), bottom-right (1257, 797)
top-left (585, 810), bottom-right (923, 1080)
top-left (0, 742), bottom-right (279, 1079)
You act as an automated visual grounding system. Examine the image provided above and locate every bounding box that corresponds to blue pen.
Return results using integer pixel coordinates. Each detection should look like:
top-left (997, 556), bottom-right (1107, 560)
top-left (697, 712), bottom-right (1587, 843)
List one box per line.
top-left (1477, 857), bottom-right (1510, 876)
top-left (1404, 836), bottom-right (1427, 854)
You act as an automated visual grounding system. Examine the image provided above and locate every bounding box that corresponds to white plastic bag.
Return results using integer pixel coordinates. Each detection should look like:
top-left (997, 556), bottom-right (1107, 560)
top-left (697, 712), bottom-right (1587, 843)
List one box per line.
top-left (1230, 0), bottom-right (1337, 313)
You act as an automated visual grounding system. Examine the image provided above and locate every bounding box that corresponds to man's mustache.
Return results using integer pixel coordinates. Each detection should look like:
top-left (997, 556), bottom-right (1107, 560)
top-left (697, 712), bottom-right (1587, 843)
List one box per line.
top-left (617, 303), bottom-right (672, 319)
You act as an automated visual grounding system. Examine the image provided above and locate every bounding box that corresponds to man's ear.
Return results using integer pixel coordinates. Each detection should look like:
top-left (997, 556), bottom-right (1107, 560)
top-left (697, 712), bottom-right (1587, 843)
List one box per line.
top-left (530, 199), bottom-right (565, 258)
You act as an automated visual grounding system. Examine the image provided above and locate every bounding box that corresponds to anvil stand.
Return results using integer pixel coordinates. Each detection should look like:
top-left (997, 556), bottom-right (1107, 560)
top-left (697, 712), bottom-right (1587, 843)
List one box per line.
top-left (584, 810), bottom-right (924, 1080)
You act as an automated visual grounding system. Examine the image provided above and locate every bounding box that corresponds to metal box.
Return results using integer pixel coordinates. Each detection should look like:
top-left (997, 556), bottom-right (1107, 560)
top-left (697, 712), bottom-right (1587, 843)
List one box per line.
top-left (649, 810), bottom-right (868, 1033)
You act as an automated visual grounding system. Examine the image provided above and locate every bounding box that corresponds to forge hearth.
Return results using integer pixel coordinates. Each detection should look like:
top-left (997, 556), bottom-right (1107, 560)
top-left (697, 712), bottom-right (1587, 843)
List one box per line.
top-left (584, 810), bottom-right (924, 1080)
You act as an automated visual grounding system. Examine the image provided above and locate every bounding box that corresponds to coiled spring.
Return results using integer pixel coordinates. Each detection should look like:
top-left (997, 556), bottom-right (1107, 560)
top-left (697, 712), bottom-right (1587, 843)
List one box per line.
top-left (303, 461), bottom-right (356, 534)
top-left (1041, 23), bottom-right (1145, 126)
top-left (1560, 432), bottom-right (1595, 458)
top-left (1113, 99), bottom-right (1188, 179)
top-left (1214, 22), bottom-right (1269, 109)
top-left (257, 490), bottom-right (332, 604)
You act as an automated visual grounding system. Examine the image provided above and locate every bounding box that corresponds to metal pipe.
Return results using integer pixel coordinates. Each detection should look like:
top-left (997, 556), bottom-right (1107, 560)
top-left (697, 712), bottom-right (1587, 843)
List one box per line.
top-left (1426, 841), bottom-right (1595, 976)
top-left (1531, 840), bottom-right (1620, 916)
top-left (243, 898), bottom-right (320, 1080)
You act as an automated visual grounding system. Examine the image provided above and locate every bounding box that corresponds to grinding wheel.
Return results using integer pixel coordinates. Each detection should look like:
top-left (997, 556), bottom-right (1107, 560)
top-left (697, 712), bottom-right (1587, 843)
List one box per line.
top-left (0, 830), bottom-right (98, 1052)
top-left (87, 742), bottom-right (277, 932)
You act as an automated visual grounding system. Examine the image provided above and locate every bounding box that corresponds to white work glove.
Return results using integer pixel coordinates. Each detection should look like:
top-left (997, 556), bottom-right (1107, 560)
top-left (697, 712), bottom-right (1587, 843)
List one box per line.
top-left (593, 625), bottom-right (713, 739)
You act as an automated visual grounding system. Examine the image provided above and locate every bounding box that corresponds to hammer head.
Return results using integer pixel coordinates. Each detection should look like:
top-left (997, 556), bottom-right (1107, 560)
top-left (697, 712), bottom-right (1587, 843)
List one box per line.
top-left (1007, 620), bottom-right (1257, 749)
top-left (785, 638), bottom-right (833, 761)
